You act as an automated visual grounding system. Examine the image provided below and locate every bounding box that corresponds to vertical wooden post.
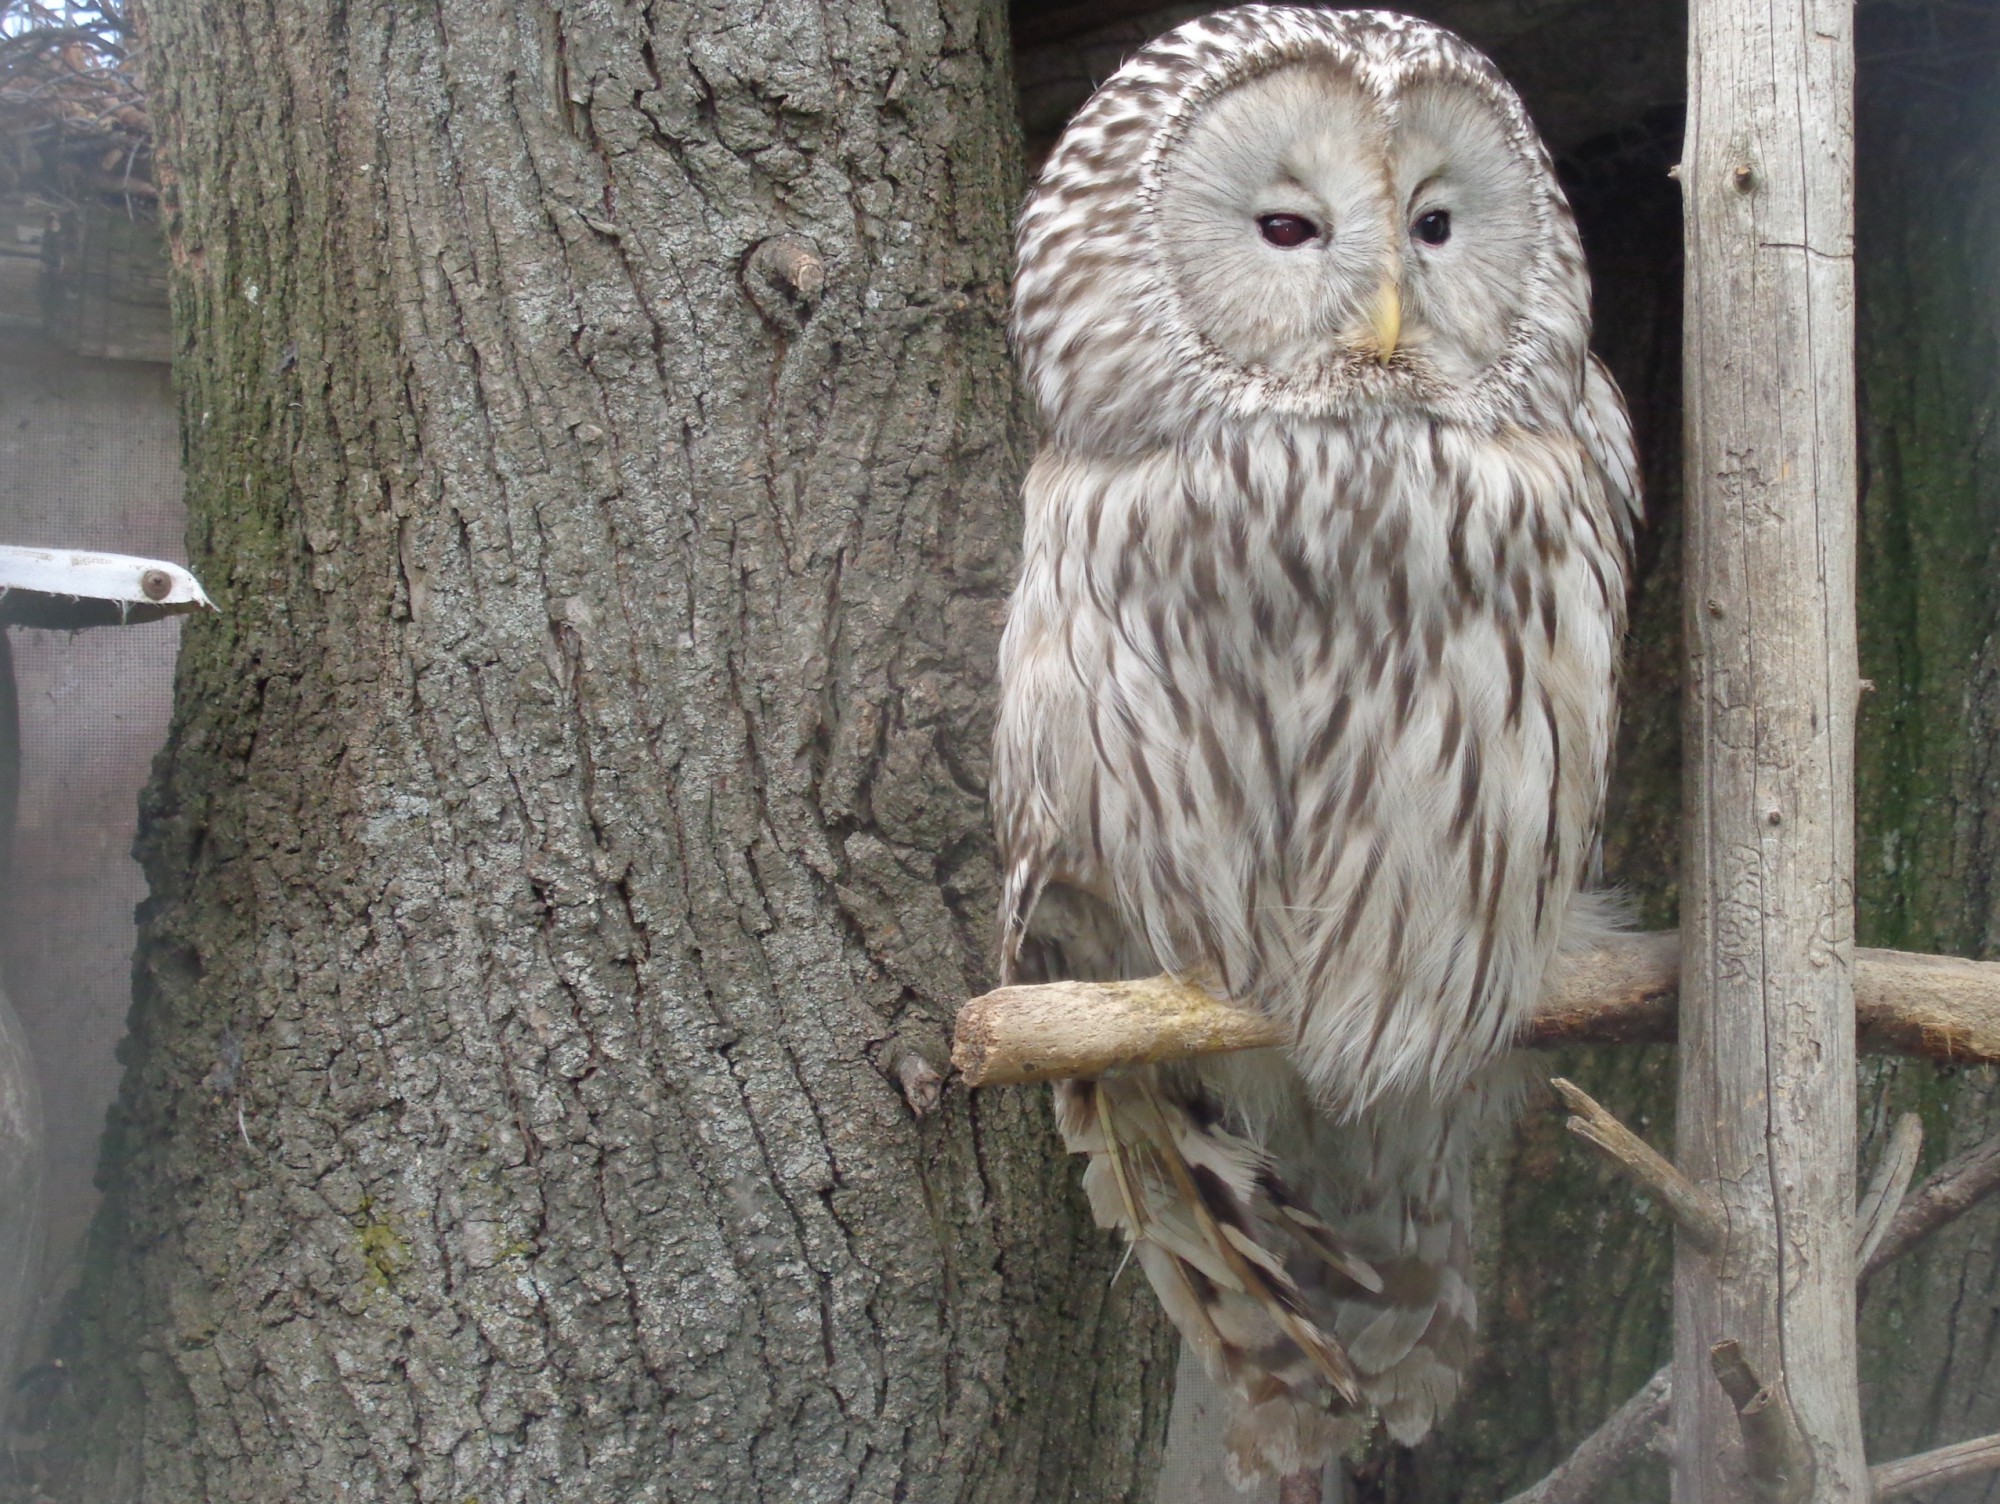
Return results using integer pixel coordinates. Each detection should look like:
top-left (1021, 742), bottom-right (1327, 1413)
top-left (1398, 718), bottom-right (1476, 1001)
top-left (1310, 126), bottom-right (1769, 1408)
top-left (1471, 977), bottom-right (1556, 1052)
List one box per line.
top-left (1678, 0), bottom-right (1864, 1500)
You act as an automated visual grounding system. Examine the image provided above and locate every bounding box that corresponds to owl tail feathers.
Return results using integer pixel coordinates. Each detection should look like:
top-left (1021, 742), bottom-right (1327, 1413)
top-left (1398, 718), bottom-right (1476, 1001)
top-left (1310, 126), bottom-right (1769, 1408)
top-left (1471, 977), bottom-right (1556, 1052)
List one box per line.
top-left (1054, 1074), bottom-right (1382, 1482)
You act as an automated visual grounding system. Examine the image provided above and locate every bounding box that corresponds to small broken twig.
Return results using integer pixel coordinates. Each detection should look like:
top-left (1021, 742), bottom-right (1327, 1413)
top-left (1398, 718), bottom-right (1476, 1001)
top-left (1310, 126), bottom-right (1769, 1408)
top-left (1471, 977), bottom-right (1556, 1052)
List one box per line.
top-left (1854, 1111), bottom-right (1924, 1271)
top-left (1872, 1430), bottom-right (2000, 1499)
top-left (877, 1037), bottom-right (944, 1118)
top-left (1709, 1341), bottom-right (1814, 1504)
top-left (1862, 1126), bottom-right (2000, 1284)
top-left (1550, 1078), bottom-right (1725, 1255)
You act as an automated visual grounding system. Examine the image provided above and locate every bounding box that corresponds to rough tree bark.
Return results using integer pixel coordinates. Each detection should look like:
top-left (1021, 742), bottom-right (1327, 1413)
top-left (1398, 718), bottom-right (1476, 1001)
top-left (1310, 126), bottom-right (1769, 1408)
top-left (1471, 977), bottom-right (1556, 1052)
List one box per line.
top-left (14, 2), bottom-right (1175, 1500)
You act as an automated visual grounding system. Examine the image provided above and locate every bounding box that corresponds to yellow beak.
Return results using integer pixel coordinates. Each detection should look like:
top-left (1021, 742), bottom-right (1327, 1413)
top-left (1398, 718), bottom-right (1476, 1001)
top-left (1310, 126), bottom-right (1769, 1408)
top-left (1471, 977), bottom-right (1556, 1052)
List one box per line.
top-left (1370, 279), bottom-right (1401, 363)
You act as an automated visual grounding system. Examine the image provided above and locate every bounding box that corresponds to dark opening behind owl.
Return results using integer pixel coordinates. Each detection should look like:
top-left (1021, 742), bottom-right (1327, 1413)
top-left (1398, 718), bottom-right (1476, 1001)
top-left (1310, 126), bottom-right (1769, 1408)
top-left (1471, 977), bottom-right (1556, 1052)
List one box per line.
top-left (991, 5), bottom-right (1639, 1487)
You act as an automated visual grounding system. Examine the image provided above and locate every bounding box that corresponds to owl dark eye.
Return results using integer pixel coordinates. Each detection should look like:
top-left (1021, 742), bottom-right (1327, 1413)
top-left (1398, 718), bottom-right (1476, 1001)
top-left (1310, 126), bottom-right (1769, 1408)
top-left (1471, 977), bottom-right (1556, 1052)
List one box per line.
top-left (1256, 213), bottom-right (1319, 248)
top-left (1413, 208), bottom-right (1452, 246)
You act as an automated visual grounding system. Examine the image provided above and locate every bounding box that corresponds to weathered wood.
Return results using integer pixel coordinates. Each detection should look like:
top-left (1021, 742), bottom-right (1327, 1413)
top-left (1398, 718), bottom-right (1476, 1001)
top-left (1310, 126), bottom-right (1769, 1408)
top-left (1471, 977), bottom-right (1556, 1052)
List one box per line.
top-left (1500, 1370), bottom-right (1672, 1504)
top-left (1852, 1112), bottom-right (1923, 1271)
top-left (1860, 1128), bottom-right (2000, 1285)
top-left (1678, 0), bottom-right (1864, 1499)
top-left (953, 971), bottom-right (1279, 1085)
top-left (1709, 1341), bottom-right (1815, 1504)
top-left (949, 935), bottom-right (2000, 1086)
top-left (1871, 1432), bottom-right (2000, 1499)
top-left (1552, 1077), bottom-right (1725, 1254)
top-left (1520, 930), bottom-right (1683, 1046)
top-left (1504, 1127), bottom-right (2000, 1504)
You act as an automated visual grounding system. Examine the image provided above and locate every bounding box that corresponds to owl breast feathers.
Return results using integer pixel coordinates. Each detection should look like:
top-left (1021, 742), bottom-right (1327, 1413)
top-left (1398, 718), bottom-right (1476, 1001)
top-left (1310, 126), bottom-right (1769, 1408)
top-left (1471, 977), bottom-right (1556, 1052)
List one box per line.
top-left (991, 5), bottom-right (1637, 1486)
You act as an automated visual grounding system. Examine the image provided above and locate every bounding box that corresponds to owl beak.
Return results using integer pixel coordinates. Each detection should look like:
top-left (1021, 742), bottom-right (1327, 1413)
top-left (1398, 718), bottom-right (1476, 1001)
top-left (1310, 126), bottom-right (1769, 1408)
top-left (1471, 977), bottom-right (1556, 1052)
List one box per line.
top-left (1369, 279), bottom-right (1402, 363)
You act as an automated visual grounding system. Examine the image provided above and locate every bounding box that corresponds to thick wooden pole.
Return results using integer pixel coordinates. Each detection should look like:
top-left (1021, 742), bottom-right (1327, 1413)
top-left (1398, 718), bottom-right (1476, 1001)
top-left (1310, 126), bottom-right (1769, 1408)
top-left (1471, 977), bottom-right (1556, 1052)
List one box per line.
top-left (1678, 0), bottom-right (1863, 1500)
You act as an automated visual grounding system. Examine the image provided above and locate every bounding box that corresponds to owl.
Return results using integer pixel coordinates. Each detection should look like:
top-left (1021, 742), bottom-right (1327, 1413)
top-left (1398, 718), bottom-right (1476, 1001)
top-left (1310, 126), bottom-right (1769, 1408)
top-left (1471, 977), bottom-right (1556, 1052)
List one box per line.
top-left (991, 6), bottom-right (1638, 1491)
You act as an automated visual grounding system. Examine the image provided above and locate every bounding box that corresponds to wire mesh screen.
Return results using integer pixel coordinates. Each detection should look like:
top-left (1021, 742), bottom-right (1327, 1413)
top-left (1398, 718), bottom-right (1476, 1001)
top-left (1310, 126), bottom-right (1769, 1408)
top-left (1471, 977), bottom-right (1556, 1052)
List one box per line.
top-left (1158, 1349), bottom-right (1293, 1503)
top-left (0, 326), bottom-right (182, 1390)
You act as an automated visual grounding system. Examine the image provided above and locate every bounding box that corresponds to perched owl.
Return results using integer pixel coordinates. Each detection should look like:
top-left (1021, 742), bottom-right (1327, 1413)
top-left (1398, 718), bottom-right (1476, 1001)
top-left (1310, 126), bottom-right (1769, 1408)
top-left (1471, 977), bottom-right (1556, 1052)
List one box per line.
top-left (991, 6), bottom-right (1638, 1489)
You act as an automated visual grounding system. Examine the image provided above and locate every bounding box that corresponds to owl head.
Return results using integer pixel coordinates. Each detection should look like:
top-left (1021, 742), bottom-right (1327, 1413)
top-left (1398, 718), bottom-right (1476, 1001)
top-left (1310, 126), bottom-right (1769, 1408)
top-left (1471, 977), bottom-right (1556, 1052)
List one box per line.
top-left (1012, 7), bottom-right (1593, 455)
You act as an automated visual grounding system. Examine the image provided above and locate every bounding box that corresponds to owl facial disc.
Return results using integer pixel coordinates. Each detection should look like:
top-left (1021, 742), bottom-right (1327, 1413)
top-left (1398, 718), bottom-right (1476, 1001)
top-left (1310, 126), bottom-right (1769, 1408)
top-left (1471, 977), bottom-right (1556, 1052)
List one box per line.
top-left (1012, 6), bottom-right (1595, 453)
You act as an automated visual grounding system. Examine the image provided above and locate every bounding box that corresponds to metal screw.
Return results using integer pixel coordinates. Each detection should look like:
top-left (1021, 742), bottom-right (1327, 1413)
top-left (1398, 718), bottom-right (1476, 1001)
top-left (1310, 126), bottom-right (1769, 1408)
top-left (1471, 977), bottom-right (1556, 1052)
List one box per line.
top-left (140, 568), bottom-right (172, 601)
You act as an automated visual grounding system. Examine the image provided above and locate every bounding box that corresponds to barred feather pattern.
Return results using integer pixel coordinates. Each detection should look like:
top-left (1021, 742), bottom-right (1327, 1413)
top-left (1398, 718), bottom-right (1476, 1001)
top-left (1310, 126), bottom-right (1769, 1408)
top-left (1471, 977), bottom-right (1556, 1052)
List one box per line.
top-left (1053, 1052), bottom-right (1534, 1478)
top-left (992, 6), bottom-right (1639, 1482)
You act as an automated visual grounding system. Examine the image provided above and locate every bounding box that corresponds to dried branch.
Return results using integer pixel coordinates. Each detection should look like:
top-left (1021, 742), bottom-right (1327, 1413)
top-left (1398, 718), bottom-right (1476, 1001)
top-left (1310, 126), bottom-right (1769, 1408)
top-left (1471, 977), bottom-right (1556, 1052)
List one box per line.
top-left (1861, 1127), bottom-right (2000, 1284)
top-left (952, 970), bottom-right (1271, 1085)
top-left (1854, 1112), bottom-right (1924, 1271)
top-left (1872, 1431), bottom-right (2000, 1499)
top-left (1854, 947), bottom-right (2000, 1061)
top-left (1840, 1123), bottom-right (2000, 1498)
top-left (1550, 1077), bottom-right (1724, 1254)
top-left (951, 933), bottom-right (2000, 1087)
top-left (1520, 930), bottom-right (1681, 1046)
top-left (1499, 1368), bottom-right (1671, 1504)
top-left (1508, 1119), bottom-right (2000, 1504)
top-left (1708, 1341), bottom-right (1813, 1504)
top-left (0, 0), bottom-right (148, 195)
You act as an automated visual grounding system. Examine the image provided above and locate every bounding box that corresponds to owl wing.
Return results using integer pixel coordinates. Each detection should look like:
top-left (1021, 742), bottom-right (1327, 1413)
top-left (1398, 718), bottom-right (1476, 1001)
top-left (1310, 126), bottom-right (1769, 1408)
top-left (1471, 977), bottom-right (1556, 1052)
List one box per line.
top-left (1054, 1048), bottom-right (1519, 1485)
top-left (993, 493), bottom-right (1386, 1477)
top-left (991, 560), bottom-right (1106, 987)
top-left (1054, 1065), bottom-right (1379, 1479)
top-left (994, 596), bottom-right (1460, 1485)
top-left (1579, 353), bottom-right (1643, 550)
top-left (1257, 1057), bottom-right (1534, 1450)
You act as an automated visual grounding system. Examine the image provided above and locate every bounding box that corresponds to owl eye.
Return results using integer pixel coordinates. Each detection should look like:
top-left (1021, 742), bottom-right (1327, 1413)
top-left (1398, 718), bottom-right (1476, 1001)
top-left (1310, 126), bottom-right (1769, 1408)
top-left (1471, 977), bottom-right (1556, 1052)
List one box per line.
top-left (1256, 213), bottom-right (1319, 248)
top-left (1412, 208), bottom-right (1452, 246)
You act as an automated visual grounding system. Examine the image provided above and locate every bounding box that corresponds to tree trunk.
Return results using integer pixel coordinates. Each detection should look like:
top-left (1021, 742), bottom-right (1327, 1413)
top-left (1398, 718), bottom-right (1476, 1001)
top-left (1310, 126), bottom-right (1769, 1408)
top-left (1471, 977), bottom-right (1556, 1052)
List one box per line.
top-left (1675, 0), bottom-right (1863, 1498)
top-left (16, 3), bottom-right (1174, 1499)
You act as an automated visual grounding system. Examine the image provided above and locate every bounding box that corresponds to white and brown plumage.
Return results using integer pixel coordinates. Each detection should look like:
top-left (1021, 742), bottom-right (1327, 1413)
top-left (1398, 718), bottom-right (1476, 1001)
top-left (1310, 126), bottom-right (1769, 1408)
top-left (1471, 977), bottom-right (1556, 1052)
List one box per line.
top-left (991, 6), bottom-right (1638, 1487)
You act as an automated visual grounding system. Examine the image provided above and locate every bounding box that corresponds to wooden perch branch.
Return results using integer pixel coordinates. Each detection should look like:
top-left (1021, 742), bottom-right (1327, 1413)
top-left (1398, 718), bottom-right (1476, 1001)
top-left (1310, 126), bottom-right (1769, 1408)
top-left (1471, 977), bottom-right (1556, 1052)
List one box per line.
top-left (951, 932), bottom-right (2000, 1087)
top-left (951, 971), bottom-right (1274, 1085)
top-left (1873, 1432), bottom-right (2000, 1499)
top-left (1708, 1341), bottom-right (1813, 1504)
top-left (1550, 1077), bottom-right (1724, 1254)
top-left (1501, 1369), bottom-right (1671, 1504)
